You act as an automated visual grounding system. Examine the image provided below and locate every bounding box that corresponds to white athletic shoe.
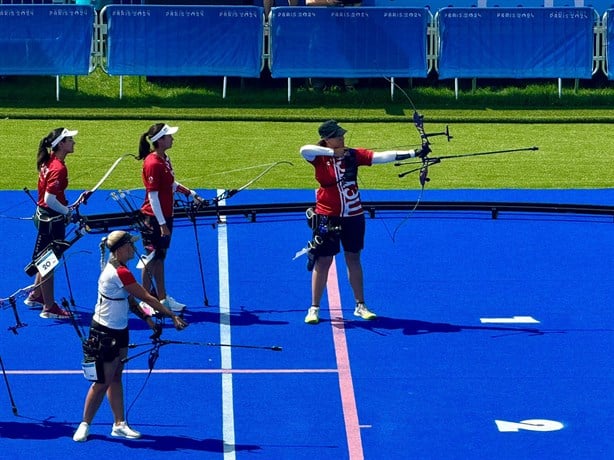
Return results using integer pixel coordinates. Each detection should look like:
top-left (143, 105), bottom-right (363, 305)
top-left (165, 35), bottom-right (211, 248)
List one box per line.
top-left (39, 302), bottom-right (72, 319)
top-left (73, 422), bottom-right (89, 442)
top-left (162, 296), bottom-right (186, 312)
top-left (354, 302), bottom-right (377, 320)
top-left (111, 421), bottom-right (141, 439)
top-left (304, 306), bottom-right (320, 324)
top-left (24, 293), bottom-right (44, 308)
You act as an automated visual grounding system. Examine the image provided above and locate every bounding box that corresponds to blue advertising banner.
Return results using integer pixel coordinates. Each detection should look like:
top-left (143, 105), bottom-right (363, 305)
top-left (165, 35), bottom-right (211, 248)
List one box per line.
top-left (269, 6), bottom-right (429, 78)
top-left (362, 0), bottom-right (476, 12)
top-left (0, 5), bottom-right (94, 75)
top-left (105, 5), bottom-right (264, 77)
top-left (438, 7), bottom-right (595, 79)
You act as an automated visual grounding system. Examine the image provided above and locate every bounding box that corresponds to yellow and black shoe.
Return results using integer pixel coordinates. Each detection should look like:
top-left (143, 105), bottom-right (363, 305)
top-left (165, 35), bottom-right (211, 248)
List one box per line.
top-left (354, 302), bottom-right (376, 320)
top-left (304, 306), bottom-right (320, 324)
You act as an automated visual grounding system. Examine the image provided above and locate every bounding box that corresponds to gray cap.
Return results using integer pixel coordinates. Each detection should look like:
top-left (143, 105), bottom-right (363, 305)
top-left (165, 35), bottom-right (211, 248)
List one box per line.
top-left (318, 120), bottom-right (347, 139)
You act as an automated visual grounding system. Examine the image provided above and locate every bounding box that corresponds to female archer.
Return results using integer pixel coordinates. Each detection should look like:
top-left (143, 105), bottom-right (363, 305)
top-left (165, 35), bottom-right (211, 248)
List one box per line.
top-left (25, 127), bottom-right (78, 319)
top-left (73, 230), bottom-right (187, 442)
top-left (300, 120), bottom-right (429, 325)
top-left (137, 123), bottom-right (204, 312)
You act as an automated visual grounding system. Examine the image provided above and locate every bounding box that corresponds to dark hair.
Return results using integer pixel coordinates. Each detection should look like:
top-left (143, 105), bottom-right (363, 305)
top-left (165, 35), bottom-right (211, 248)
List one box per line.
top-left (36, 127), bottom-right (65, 171)
top-left (138, 123), bottom-right (166, 160)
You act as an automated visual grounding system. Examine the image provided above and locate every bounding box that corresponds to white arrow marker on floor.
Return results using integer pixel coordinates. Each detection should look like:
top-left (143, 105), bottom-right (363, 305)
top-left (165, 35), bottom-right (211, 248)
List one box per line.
top-left (480, 316), bottom-right (540, 324)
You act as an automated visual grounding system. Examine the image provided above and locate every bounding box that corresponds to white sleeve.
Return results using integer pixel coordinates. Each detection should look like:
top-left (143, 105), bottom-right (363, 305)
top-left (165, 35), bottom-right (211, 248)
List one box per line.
top-left (300, 145), bottom-right (335, 162)
top-left (371, 150), bottom-right (417, 164)
top-left (44, 192), bottom-right (70, 215)
top-left (148, 191), bottom-right (166, 226)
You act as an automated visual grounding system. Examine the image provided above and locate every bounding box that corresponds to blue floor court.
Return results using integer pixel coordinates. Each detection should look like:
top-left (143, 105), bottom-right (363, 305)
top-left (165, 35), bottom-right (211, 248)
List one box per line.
top-left (0, 188), bottom-right (613, 460)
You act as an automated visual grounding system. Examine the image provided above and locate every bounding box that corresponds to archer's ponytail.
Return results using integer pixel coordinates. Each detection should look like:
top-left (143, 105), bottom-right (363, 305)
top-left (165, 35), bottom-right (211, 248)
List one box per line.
top-left (138, 123), bottom-right (166, 160)
top-left (138, 133), bottom-right (151, 160)
top-left (99, 237), bottom-right (108, 272)
top-left (36, 128), bottom-right (64, 171)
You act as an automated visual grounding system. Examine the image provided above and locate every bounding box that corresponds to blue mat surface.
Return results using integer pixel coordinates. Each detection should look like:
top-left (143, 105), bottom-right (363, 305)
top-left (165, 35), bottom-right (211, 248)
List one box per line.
top-left (0, 189), bottom-right (613, 459)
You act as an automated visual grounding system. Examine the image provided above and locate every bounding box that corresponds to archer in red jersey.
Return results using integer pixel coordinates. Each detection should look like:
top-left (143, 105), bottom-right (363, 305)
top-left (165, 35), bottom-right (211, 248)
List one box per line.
top-left (137, 123), bottom-right (205, 312)
top-left (300, 120), bottom-right (429, 325)
top-left (25, 127), bottom-right (78, 319)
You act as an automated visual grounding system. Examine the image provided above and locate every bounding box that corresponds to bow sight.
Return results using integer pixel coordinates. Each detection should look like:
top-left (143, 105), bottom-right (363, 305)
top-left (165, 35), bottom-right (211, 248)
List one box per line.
top-left (412, 111), bottom-right (453, 145)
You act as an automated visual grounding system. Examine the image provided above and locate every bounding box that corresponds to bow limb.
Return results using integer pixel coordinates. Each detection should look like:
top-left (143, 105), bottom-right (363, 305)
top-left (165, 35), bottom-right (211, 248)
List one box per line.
top-left (382, 77), bottom-right (448, 239)
top-left (213, 160), bottom-right (294, 203)
top-left (69, 153), bottom-right (138, 209)
top-left (384, 78), bottom-right (436, 185)
top-left (205, 161), bottom-right (293, 177)
top-left (0, 284), bottom-right (36, 306)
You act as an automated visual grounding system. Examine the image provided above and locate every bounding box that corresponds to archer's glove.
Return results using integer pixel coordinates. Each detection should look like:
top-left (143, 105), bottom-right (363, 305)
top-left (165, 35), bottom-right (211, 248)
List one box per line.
top-left (415, 145), bottom-right (431, 159)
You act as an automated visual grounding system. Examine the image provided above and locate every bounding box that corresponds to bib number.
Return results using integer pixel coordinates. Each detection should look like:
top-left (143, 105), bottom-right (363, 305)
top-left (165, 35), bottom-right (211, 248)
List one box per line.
top-left (35, 248), bottom-right (59, 277)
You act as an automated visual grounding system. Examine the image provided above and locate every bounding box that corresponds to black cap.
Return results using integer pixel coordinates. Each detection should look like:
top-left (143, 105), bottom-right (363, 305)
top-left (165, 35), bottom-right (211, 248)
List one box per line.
top-left (106, 230), bottom-right (139, 252)
top-left (318, 120), bottom-right (347, 139)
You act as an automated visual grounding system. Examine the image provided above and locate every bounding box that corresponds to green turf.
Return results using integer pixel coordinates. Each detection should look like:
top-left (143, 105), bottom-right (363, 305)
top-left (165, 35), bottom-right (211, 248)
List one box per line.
top-left (1, 71), bottom-right (613, 191)
top-left (4, 119), bottom-right (611, 191)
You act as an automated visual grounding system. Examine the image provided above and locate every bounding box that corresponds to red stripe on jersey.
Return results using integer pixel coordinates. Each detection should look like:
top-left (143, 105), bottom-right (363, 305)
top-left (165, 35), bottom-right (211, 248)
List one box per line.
top-left (116, 265), bottom-right (137, 287)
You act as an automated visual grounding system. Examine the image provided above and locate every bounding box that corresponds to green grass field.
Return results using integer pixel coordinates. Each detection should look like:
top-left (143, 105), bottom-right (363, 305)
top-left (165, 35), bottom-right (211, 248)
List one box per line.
top-left (1, 71), bottom-right (613, 191)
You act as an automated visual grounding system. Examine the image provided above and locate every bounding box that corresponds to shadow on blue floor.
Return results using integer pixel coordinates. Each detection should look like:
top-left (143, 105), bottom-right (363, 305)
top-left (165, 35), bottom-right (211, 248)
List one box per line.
top-left (1, 189), bottom-right (613, 459)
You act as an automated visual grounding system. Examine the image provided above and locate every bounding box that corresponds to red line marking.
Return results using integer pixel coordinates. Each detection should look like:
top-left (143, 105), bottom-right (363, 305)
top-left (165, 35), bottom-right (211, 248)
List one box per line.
top-left (327, 258), bottom-right (364, 460)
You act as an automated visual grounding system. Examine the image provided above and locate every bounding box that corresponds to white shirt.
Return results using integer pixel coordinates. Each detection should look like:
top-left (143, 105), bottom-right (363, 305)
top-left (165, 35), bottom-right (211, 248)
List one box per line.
top-left (93, 262), bottom-right (137, 330)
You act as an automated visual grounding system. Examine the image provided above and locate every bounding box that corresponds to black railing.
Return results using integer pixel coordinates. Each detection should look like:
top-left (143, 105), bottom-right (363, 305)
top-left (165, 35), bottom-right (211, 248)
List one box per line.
top-left (80, 200), bottom-right (614, 232)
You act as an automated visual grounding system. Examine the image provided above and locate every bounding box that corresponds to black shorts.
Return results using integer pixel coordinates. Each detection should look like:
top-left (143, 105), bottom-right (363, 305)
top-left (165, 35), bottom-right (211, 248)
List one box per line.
top-left (140, 213), bottom-right (173, 259)
top-left (89, 320), bottom-right (129, 362)
top-left (313, 213), bottom-right (365, 257)
top-left (32, 207), bottom-right (66, 259)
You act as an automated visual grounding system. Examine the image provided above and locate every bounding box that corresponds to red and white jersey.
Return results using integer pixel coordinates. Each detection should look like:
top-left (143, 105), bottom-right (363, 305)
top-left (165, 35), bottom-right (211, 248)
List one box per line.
top-left (36, 154), bottom-right (68, 208)
top-left (141, 152), bottom-right (176, 218)
top-left (94, 262), bottom-right (137, 330)
top-left (308, 148), bottom-right (373, 217)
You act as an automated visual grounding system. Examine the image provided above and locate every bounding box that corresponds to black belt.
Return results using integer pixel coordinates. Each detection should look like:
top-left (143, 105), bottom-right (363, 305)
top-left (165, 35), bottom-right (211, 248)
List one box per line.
top-left (98, 292), bottom-right (127, 302)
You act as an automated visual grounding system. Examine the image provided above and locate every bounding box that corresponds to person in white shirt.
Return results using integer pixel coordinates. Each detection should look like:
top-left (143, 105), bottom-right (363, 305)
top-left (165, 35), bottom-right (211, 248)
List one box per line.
top-left (73, 230), bottom-right (187, 442)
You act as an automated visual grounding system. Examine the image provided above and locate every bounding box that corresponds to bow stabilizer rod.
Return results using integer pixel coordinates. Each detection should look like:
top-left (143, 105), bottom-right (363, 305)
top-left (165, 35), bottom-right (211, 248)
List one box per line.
top-left (396, 146), bottom-right (539, 178)
top-left (431, 146), bottom-right (539, 161)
